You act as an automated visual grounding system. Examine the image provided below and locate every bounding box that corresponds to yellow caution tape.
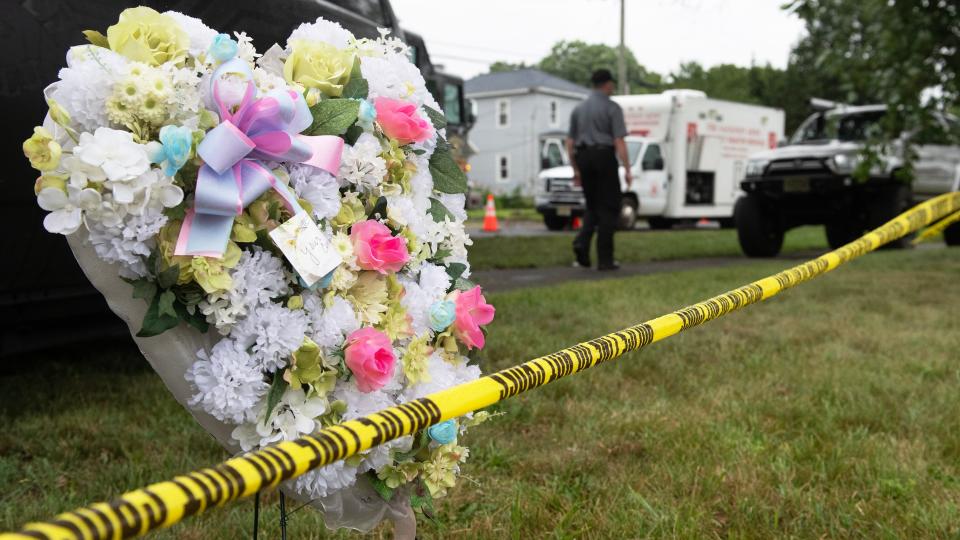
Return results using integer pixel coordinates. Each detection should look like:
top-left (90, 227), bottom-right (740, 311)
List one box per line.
top-left (913, 208), bottom-right (960, 244)
top-left (5, 192), bottom-right (960, 540)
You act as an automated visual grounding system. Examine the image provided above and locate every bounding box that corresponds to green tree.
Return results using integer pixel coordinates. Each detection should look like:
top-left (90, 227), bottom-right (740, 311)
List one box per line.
top-left (536, 40), bottom-right (661, 92)
top-left (488, 61), bottom-right (530, 73)
top-left (785, 0), bottom-right (960, 145)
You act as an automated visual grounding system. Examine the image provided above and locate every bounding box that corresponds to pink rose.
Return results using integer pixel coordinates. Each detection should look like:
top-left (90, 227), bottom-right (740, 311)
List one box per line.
top-left (351, 220), bottom-right (409, 274)
top-left (451, 286), bottom-right (495, 350)
top-left (374, 97), bottom-right (433, 145)
top-left (344, 327), bottom-right (396, 393)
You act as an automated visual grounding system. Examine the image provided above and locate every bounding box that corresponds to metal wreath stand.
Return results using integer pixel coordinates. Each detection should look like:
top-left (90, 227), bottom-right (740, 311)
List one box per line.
top-left (250, 491), bottom-right (418, 539)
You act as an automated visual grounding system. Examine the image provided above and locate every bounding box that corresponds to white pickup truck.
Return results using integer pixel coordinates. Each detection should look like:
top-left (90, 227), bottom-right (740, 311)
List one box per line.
top-left (535, 90), bottom-right (785, 230)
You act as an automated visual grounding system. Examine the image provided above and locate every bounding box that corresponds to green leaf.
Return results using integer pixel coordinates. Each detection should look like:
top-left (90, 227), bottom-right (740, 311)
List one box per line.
top-left (264, 373), bottom-right (288, 421)
top-left (344, 124), bottom-right (364, 145)
top-left (367, 196), bottom-right (388, 220)
top-left (428, 197), bottom-right (454, 223)
top-left (173, 301), bottom-right (209, 333)
top-left (82, 30), bottom-right (109, 48)
top-left (432, 246), bottom-right (453, 262)
top-left (129, 279), bottom-right (158, 304)
top-left (157, 291), bottom-right (178, 319)
top-left (455, 277), bottom-right (475, 291)
top-left (349, 55), bottom-right (363, 80)
top-left (136, 294), bottom-right (181, 337)
top-left (410, 486), bottom-right (436, 518)
top-left (428, 139), bottom-right (468, 194)
top-left (157, 264), bottom-right (180, 290)
top-left (369, 474), bottom-right (396, 502)
top-left (308, 99), bottom-right (360, 136)
top-left (342, 78), bottom-right (369, 100)
top-left (422, 106), bottom-right (447, 131)
top-left (445, 262), bottom-right (467, 282)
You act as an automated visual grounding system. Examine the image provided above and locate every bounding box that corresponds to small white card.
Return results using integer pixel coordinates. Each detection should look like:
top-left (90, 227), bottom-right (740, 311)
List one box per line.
top-left (269, 212), bottom-right (341, 287)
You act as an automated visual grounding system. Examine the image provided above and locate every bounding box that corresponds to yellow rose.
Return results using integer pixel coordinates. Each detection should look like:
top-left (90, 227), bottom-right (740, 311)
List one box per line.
top-left (107, 7), bottom-right (188, 66)
top-left (23, 127), bottom-right (61, 172)
top-left (34, 175), bottom-right (67, 196)
top-left (283, 40), bottom-right (354, 97)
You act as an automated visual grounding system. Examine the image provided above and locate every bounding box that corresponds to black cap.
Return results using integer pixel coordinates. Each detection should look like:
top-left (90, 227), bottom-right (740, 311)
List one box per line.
top-left (590, 68), bottom-right (615, 86)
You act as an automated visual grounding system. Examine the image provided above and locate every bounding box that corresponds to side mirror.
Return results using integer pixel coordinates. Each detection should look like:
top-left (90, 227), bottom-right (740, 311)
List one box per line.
top-left (541, 157), bottom-right (551, 169)
top-left (777, 139), bottom-right (788, 148)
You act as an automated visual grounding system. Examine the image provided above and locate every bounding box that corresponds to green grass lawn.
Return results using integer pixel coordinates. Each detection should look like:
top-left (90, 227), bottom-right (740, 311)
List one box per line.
top-left (469, 226), bottom-right (827, 271)
top-left (466, 206), bottom-right (541, 222)
top-left (2, 247), bottom-right (959, 538)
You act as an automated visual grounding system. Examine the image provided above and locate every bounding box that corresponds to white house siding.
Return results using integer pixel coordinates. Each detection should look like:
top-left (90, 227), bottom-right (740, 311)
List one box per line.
top-left (468, 92), bottom-right (584, 196)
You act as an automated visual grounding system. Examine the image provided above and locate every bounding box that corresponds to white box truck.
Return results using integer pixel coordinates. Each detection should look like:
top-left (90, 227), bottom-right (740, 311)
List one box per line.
top-left (534, 90), bottom-right (785, 230)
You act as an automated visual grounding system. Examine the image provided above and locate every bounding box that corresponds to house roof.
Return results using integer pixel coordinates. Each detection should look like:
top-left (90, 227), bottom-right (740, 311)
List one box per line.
top-left (465, 68), bottom-right (589, 99)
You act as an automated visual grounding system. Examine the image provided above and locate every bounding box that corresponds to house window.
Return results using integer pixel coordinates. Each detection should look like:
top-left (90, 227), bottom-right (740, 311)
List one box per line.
top-left (496, 154), bottom-right (510, 182)
top-left (549, 100), bottom-right (558, 127)
top-left (496, 99), bottom-right (510, 128)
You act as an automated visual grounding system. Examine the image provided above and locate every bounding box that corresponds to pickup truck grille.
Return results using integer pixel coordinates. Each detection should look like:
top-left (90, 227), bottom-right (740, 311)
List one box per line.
top-left (544, 177), bottom-right (583, 204)
top-left (766, 158), bottom-right (829, 175)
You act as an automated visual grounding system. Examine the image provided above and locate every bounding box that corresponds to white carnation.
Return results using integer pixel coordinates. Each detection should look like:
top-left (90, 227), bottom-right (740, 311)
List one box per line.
top-left (360, 55), bottom-right (439, 110)
top-left (186, 339), bottom-right (268, 424)
top-left (231, 302), bottom-right (309, 372)
top-left (287, 18), bottom-right (353, 49)
top-left (86, 205), bottom-right (167, 279)
top-left (48, 46), bottom-right (128, 132)
top-left (289, 165), bottom-right (342, 220)
top-left (290, 461), bottom-right (359, 499)
top-left (164, 11), bottom-right (218, 58)
top-left (304, 295), bottom-right (360, 350)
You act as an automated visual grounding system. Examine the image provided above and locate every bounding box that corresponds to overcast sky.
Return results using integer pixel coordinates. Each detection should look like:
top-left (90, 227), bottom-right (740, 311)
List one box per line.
top-left (391, 0), bottom-right (807, 81)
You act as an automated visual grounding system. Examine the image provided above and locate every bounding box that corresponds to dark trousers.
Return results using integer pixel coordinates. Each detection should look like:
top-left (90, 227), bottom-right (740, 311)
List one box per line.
top-left (573, 146), bottom-right (621, 266)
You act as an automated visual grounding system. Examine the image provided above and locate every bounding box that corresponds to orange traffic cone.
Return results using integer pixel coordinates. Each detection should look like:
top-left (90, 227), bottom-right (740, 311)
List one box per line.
top-left (572, 216), bottom-right (582, 230)
top-left (697, 217), bottom-right (710, 227)
top-left (482, 194), bottom-right (499, 232)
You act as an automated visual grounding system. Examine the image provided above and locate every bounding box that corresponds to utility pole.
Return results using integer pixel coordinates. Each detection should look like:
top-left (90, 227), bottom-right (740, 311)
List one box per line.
top-left (618, 0), bottom-right (628, 95)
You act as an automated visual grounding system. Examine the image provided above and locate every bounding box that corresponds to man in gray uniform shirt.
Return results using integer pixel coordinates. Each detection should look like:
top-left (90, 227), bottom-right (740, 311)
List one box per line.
top-left (567, 69), bottom-right (632, 271)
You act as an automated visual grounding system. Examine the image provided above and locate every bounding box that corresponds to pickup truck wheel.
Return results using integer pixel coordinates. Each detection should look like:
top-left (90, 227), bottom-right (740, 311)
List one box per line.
top-left (943, 221), bottom-right (960, 246)
top-left (735, 195), bottom-right (783, 257)
top-left (543, 214), bottom-right (570, 231)
top-left (868, 184), bottom-right (914, 249)
top-left (618, 196), bottom-right (638, 230)
top-left (825, 219), bottom-right (864, 250)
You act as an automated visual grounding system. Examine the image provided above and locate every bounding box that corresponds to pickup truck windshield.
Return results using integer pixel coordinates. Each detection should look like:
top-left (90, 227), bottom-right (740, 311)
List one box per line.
top-left (791, 110), bottom-right (886, 144)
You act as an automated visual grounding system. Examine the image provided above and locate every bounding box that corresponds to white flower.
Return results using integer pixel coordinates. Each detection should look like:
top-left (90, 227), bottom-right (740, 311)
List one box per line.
top-left (400, 264), bottom-right (450, 336)
top-left (330, 231), bottom-right (357, 269)
top-left (418, 263), bottom-right (453, 299)
top-left (290, 460), bottom-right (359, 499)
top-left (186, 339), bottom-right (268, 424)
top-left (234, 32), bottom-right (260, 64)
top-left (62, 155), bottom-right (106, 189)
top-left (360, 55), bottom-right (439, 110)
top-left (402, 353), bottom-right (481, 402)
top-left (438, 193), bottom-right (468, 223)
top-left (37, 186), bottom-right (101, 235)
top-left (231, 388), bottom-right (327, 452)
top-left (287, 18), bottom-right (353, 49)
top-left (86, 205), bottom-right (167, 278)
top-left (338, 133), bottom-right (387, 191)
top-left (304, 295), bottom-right (360, 350)
top-left (164, 11), bottom-right (218, 58)
top-left (253, 67), bottom-right (288, 95)
top-left (47, 46), bottom-right (128, 132)
top-left (289, 165), bottom-right (341, 220)
top-left (73, 128), bottom-right (151, 201)
top-left (230, 302), bottom-right (309, 372)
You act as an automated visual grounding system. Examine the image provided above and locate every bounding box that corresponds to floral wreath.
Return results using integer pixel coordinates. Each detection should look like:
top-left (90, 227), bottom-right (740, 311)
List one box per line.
top-left (24, 6), bottom-right (494, 528)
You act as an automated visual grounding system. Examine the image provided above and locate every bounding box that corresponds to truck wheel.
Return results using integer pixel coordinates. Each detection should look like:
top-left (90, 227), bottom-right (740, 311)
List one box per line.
top-left (735, 195), bottom-right (783, 257)
top-left (944, 221), bottom-right (960, 246)
top-left (825, 218), bottom-right (864, 250)
top-left (868, 184), bottom-right (914, 249)
top-left (543, 214), bottom-right (570, 231)
top-left (618, 196), bottom-right (638, 230)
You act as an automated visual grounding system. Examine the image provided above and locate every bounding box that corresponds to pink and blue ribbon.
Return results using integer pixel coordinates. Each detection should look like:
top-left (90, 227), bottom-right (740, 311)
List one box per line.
top-left (175, 59), bottom-right (344, 257)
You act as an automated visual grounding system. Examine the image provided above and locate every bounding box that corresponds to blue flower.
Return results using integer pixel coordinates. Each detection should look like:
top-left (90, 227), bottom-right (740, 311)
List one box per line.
top-left (357, 99), bottom-right (377, 130)
top-left (427, 420), bottom-right (457, 444)
top-left (148, 125), bottom-right (193, 177)
top-left (208, 33), bottom-right (239, 63)
top-left (428, 300), bottom-right (456, 333)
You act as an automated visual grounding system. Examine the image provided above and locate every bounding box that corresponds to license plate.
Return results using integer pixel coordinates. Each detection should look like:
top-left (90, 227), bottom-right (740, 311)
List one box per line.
top-left (556, 206), bottom-right (572, 216)
top-left (783, 177), bottom-right (810, 193)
